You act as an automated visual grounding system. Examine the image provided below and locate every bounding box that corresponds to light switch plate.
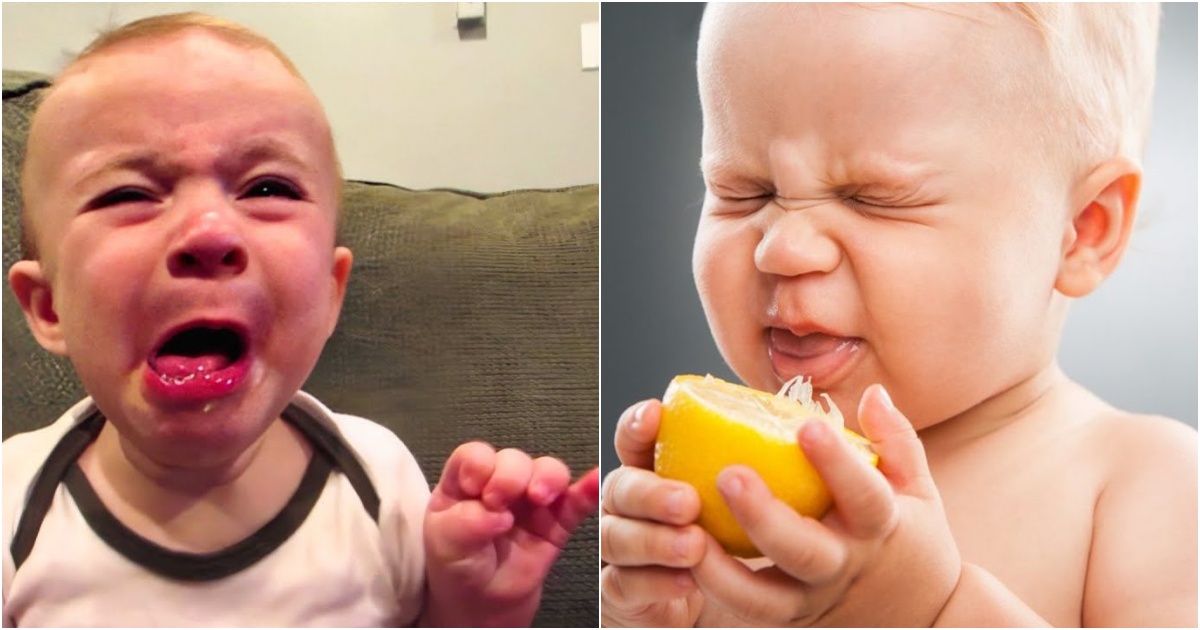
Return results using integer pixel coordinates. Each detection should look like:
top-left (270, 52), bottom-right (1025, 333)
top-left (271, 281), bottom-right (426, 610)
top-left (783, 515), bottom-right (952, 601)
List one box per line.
top-left (458, 2), bottom-right (485, 23)
top-left (581, 21), bottom-right (599, 70)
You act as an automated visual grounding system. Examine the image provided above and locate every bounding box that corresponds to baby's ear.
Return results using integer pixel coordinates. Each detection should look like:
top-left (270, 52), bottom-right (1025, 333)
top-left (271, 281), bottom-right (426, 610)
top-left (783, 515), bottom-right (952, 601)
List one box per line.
top-left (8, 260), bottom-right (68, 356)
top-left (1054, 157), bottom-right (1141, 298)
top-left (325, 246), bottom-right (354, 338)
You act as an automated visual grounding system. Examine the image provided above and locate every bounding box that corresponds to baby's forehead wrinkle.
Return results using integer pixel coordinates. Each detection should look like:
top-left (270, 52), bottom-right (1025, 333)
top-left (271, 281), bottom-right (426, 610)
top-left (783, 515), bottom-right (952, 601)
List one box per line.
top-left (699, 153), bottom-right (738, 181)
top-left (833, 151), bottom-right (946, 186)
top-left (703, 136), bottom-right (944, 195)
top-left (227, 137), bottom-right (320, 176)
top-left (860, 2), bottom-right (995, 26)
top-left (71, 149), bottom-right (183, 190)
top-left (699, 150), bottom-right (772, 192)
top-left (84, 140), bottom-right (317, 187)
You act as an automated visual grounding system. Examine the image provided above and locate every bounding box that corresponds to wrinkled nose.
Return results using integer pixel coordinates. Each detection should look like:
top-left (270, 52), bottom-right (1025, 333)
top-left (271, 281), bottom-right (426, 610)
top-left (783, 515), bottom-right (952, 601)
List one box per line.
top-left (168, 207), bottom-right (248, 279)
top-left (754, 210), bottom-right (842, 278)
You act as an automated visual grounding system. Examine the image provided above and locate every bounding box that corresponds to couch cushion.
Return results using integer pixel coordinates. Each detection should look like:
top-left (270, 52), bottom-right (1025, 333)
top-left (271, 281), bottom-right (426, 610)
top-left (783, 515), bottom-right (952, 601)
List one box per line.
top-left (306, 182), bottom-right (599, 629)
top-left (2, 71), bottom-right (87, 435)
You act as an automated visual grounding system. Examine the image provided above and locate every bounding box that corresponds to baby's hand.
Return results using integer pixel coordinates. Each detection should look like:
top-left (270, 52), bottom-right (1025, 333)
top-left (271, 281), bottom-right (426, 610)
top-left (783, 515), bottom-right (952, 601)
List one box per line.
top-left (423, 442), bottom-right (599, 627)
top-left (600, 400), bottom-right (708, 627)
top-left (691, 385), bottom-right (961, 627)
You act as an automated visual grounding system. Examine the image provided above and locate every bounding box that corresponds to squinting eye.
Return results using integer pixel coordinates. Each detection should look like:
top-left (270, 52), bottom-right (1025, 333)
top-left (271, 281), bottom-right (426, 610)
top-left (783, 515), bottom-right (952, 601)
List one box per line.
top-left (849, 197), bottom-right (885, 208)
top-left (848, 196), bottom-right (912, 210)
top-left (715, 192), bottom-right (772, 204)
top-left (242, 178), bottom-right (302, 200)
top-left (90, 187), bottom-right (153, 209)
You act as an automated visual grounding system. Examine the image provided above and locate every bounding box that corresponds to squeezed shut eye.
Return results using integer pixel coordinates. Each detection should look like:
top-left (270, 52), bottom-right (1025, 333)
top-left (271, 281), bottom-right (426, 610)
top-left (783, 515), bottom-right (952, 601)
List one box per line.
top-left (157, 327), bottom-right (244, 361)
top-left (243, 178), bottom-right (301, 200)
top-left (90, 188), bottom-right (152, 209)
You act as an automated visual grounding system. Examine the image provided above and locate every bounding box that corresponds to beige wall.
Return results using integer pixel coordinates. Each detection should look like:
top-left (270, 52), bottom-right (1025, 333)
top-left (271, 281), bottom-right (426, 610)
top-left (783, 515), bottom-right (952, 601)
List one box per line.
top-left (2, 2), bottom-right (599, 193)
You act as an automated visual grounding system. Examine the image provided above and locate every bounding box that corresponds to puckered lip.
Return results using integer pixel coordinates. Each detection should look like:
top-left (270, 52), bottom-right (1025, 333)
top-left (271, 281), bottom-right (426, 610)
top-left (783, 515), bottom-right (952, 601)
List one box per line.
top-left (765, 308), bottom-right (857, 340)
top-left (768, 322), bottom-right (851, 339)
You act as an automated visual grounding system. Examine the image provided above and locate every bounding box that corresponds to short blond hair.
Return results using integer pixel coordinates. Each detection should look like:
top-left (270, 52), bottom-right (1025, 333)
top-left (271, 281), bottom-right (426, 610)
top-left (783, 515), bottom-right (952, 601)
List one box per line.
top-left (20, 12), bottom-right (343, 260)
top-left (68, 12), bottom-right (305, 80)
top-left (698, 2), bottom-right (1160, 179)
top-left (1007, 2), bottom-right (1161, 171)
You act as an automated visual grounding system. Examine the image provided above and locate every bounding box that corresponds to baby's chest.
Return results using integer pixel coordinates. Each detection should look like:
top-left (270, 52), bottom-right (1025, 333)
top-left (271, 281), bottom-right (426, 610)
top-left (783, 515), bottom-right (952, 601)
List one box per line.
top-left (7, 479), bottom-right (411, 627)
top-left (936, 450), bottom-right (1101, 626)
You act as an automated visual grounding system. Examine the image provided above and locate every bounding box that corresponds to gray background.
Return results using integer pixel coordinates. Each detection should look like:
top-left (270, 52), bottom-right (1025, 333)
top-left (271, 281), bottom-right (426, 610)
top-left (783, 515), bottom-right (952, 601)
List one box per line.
top-left (600, 3), bottom-right (1198, 476)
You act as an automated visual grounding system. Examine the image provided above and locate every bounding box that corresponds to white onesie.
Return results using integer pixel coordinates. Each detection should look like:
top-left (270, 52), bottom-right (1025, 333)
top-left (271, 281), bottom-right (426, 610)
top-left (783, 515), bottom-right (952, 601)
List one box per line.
top-left (2, 391), bottom-right (429, 627)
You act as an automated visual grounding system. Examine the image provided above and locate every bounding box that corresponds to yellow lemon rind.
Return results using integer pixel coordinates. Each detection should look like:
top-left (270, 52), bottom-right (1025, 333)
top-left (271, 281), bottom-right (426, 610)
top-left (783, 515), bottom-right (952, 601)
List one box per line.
top-left (654, 374), bottom-right (877, 558)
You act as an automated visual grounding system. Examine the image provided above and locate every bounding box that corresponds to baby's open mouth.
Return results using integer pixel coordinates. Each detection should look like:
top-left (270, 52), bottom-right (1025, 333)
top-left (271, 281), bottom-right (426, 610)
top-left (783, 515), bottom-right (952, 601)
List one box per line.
top-left (150, 326), bottom-right (246, 378)
top-left (767, 329), bottom-right (862, 389)
top-left (144, 324), bottom-right (251, 404)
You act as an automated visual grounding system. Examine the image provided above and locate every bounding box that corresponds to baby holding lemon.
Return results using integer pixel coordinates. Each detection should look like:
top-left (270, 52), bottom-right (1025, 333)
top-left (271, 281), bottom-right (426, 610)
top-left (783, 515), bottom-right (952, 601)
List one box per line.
top-left (601, 3), bottom-right (1196, 627)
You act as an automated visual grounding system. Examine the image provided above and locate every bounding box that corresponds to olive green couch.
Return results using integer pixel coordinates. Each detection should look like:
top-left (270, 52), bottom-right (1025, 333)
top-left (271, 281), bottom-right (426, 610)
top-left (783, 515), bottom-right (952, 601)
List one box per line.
top-left (2, 70), bottom-right (598, 627)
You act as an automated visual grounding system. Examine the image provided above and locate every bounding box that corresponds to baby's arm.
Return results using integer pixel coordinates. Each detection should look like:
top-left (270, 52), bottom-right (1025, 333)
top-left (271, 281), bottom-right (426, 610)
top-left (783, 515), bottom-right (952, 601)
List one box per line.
top-left (419, 442), bottom-right (599, 627)
top-left (600, 400), bottom-right (708, 627)
top-left (1079, 416), bottom-right (1197, 627)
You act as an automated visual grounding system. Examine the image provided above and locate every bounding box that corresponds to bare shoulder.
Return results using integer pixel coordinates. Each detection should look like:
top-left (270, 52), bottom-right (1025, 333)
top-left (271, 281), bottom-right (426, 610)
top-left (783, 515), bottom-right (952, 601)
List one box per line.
top-left (1083, 407), bottom-right (1196, 474)
top-left (1081, 408), bottom-right (1197, 627)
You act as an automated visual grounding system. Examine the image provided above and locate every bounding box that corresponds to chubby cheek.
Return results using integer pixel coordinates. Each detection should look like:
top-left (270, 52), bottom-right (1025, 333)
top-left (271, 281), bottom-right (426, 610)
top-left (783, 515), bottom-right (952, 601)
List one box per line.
top-left (693, 218), bottom-right (772, 388)
top-left (861, 255), bottom-right (989, 424)
top-left (53, 235), bottom-right (157, 371)
top-left (255, 231), bottom-right (342, 368)
top-left (852, 226), bottom-right (1056, 428)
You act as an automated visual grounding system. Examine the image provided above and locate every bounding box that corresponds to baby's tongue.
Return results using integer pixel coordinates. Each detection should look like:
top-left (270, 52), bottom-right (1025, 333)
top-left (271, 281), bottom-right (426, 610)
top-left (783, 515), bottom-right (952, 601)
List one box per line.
top-left (772, 331), bottom-right (848, 359)
top-left (154, 354), bottom-right (231, 378)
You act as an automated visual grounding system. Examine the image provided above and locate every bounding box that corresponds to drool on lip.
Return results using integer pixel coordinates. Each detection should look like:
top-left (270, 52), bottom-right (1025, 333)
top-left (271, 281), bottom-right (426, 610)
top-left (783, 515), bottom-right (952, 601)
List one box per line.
top-left (145, 325), bottom-right (250, 403)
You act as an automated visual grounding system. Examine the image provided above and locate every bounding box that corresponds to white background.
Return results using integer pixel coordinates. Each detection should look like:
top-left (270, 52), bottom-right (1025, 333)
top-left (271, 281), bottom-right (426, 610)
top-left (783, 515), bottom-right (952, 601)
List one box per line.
top-left (3, 2), bottom-right (600, 193)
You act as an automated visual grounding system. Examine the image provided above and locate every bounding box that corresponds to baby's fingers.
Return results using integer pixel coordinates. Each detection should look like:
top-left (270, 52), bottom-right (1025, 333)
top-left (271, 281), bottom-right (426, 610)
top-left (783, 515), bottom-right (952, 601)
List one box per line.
top-left (556, 468), bottom-right (602, 536)
top-left (526, 456), bottom-right (572, 506)
top-left (615, 399), bottom-right (662, 469)
top-left (691, 536), bottom-right (810, 625)
top-left (857, 384), bottom-right (937, 500)
top-left (602, 466), bottom-right (701, 525)
top-left (433, 441), bottom-right (497, 506)
top-left (426, 498), bottom-right (514, 562)
top-left (716, 465), bottom-right (846, 584)
top-left (601, 513), bottom-right (706, 568)
top-left (602, 564), bottom-right (697, 608)
top-left (481, 448), bottom-right (534, 510)
top-left (800, 418), bottom-right (898, 539)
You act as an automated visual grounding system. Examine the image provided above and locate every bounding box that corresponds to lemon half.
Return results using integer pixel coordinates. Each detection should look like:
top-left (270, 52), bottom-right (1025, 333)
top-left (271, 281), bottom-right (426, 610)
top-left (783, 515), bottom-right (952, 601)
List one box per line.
top-left (654, 374), bottom-right (878, 557)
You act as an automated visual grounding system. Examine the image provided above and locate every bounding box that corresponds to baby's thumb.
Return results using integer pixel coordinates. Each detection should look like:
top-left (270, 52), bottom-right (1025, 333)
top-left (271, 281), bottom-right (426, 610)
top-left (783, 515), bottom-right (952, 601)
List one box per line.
top-left (856, 384), bottom-right (936, 499)
top-left (614, 400), bottom-right (662, 469)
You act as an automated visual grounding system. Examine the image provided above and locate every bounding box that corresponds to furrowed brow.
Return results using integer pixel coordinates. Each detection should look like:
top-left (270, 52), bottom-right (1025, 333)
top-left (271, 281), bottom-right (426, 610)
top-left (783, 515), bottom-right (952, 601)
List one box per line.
top-left (837, 152), bottom-right (945, 188)
top-left (73, 150), bottom-right (183, 191)
top-left (699, 153), bottom-right (734, 180)
top-left (228, 138), bottom-right (317, 176)
top-left (700, 153), bottom-right (768, 188)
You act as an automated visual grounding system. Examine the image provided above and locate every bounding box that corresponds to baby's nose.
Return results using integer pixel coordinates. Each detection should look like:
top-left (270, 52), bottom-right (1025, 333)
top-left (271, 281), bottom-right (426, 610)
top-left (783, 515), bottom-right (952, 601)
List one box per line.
top-left (754, 211), bottom-right (841, 277)
top-left (168, 208), bottom-right (248, 279)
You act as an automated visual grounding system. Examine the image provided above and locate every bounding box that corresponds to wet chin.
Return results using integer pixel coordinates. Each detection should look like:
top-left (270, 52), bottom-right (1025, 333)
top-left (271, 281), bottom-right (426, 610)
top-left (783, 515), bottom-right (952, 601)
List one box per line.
top-left (88, 371), bottom-right (287, 470)
top-left (124, 403), bottom-right (280, 469)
